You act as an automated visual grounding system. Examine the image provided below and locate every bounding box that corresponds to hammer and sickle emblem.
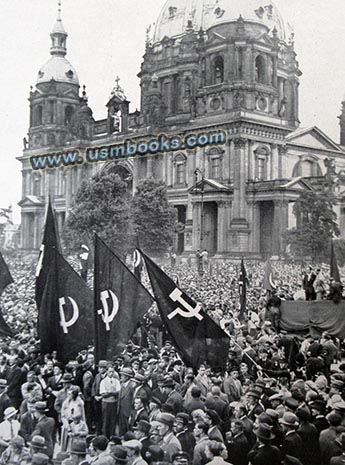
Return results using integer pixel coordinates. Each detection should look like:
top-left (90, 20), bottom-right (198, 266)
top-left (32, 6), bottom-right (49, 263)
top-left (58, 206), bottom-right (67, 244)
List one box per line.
top-left (168, 288), bottom-right (203, 321)
top-left (35, 244), bottom-right (45, 277)
top-left (134, 250), bottom-right (141, 268)
top-left (97, 290), bottom-right (119, 331)
top-left (59, 297), bottom-right (79, 334)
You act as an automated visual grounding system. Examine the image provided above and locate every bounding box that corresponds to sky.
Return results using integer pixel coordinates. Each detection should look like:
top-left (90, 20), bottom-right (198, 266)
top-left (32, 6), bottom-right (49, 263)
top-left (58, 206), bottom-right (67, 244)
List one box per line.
top-left (1, 0), bottom-right (345, 222)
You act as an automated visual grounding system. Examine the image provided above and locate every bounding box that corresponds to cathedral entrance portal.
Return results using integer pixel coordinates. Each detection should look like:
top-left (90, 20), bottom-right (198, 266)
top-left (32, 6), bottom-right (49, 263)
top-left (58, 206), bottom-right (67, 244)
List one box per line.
top-left (259, 201), bottom-right (274, 259)
top-left (203, 202), bottom-right (218, 255)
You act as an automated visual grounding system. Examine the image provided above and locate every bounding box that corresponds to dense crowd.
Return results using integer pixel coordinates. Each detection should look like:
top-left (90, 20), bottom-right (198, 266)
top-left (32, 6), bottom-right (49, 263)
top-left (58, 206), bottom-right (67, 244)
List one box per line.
top-left (0, 255), bottom-right (344, 465)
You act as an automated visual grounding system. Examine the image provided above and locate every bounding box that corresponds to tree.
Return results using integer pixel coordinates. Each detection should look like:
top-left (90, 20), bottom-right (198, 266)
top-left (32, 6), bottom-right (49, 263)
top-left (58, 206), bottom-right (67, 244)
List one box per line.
top-left (63, 171), bottom-right (133, 257)
top-left (285, 190), bottom-right (339, 262)
top-left (131, 178), bottom-right (176, 256)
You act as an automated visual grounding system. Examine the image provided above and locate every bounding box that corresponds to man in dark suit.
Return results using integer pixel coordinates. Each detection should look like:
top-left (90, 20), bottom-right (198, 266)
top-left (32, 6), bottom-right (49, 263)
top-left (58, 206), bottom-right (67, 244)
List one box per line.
top-left (163, 378), bottom-right (183, 415)
top-left (133, 419), bottom-right (152, 458)
top-left (279, 412), bottom-right (303, 462)
top-left (19, 399), bottom-right (37, 444)
top-left (32, 401), bottom-right (55, 458)
top-left (174, 413), bottom-right (195, 460)
top-left (128, 395), bottom-right (149, 430)
top-left (303, 267), bottom-right (316, 301)
top-left (118, 367), bottom-right (135, 436)
top-left (226, 420), bottom-right (250, 465)
top-left (247, 423), bottom-right (281, 465)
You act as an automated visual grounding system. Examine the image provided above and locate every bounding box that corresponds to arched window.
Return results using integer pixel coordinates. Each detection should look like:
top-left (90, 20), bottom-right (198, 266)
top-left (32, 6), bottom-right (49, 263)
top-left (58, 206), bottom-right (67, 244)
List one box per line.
top-left (34, 105), bottom-right (43, 126)
top-left (255, 55), bottom-right (266, 84)
top-left (213, 56), bottom-right (224, 84)
top-left (208, 148), bottom-right (223, 179)
top-left (33, 174), bottom-right (41, 196)
top-left (174, 153), bottom-right (187, 185)
top-left (255, 147), bottom-right (269, 180)
top-left (292, 159), bottom-right (322, 177)
top-left (65, 106), bottom-right (74, 125)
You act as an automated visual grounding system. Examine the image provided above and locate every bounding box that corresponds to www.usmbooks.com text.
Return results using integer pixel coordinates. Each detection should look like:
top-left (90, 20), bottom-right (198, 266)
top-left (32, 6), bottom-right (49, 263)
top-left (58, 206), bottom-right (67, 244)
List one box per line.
top-left (29, 130), bottom-right (226, 170)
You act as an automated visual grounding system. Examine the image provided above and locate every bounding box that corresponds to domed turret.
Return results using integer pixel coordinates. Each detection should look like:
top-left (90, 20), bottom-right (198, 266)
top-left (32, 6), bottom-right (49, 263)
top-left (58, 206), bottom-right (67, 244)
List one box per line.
top-left (28, 1), bottom-right (82, 150)
top-left (36, 0), bottom-right (79, 86)
top-left (140, 0), bottom-right (299, 129)
top-left (153, 0), bottom-right (286, 44)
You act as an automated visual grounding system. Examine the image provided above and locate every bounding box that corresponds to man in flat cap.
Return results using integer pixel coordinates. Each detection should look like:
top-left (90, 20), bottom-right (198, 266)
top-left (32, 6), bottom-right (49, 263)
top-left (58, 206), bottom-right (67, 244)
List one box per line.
top-left (156, 413), bottom-right (181, 462)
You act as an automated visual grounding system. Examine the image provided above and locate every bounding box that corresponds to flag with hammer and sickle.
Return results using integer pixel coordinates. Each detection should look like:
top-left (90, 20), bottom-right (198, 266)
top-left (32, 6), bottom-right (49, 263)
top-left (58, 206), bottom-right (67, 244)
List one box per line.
top-left (94, 235), bottom-right (154, 362)
top-left (35, 197), bottom-right (61, 311)
top-left (141, 251), bottom-right (230, 370)
top-left (39, 249), bottom-right (94, 363)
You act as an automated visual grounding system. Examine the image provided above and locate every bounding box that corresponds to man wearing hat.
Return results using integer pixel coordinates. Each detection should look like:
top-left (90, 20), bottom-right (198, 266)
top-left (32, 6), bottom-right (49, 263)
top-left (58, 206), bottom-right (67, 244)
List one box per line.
top-left (247, 423), bottom-right (281, 465)
top-left (279, 412), bottom-right (303, 462)
top-left (61, 439), bottom-right (88, 465)
top-left (110, 445), bottom-right (128, 465)
top-left (246, 389), bottom-right (264, 422)
top-left (172, 451), bottom-right (190, 465)
top-left (0, 406), bottom-right (20, 454)
top-left (0, 379), bottom-right (12, 423)
top-left (148, 397), bottom-right (162, 423)
top-left (174, 413), bottom-right (195, 460)
top-left (54, 373), bottom-right (74, 424)
top-left (123, 439), bottom-right (148, 465)
top-left (32, 401), bottom-right (55, 458)
top-left (133, 420), bottom-right (152, 458)
top-left (162, 379), bottom-right (183, 416)
top-left (118, 367), bottom-right (135, 436)
top-left (156, 413), bottom-right (181, 462)
top-left (92, 360), bottom-right (108, 435)
top-left (100, 365), bottom-right (121, 438)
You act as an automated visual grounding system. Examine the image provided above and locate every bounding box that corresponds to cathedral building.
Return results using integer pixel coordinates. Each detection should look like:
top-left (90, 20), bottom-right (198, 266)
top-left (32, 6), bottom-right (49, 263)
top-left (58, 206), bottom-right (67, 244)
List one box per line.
top-left (18, 0), bottom-right (345, 257)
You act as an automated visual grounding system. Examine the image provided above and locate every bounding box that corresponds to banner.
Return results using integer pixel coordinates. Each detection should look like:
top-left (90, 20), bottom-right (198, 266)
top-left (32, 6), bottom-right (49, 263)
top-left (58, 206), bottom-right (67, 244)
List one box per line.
top-left (0, 251), bottom-right (15, 337)
top-left (94, 235), bottom-right (154, 361)
top-left (280, 300), bottom-right (345, 339)
top-left (39, 249), bottom-right (94, 362)
top-left (0, 250), bottom-right (13, 296)
top-left (35, 198), bottom-right (61, 309)
top-left (141, 251), bottom-right (230, 370)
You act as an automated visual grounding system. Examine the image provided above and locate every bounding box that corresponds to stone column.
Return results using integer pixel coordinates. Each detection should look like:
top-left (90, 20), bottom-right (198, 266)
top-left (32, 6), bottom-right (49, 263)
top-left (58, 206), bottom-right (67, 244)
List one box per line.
top-left (147, 156), bottom-right (153, 178)
top-left (272, 200), bottom-right (289, 256)
top-left (232, 138), bottom-right (247, 220)
top-left (192, 202), bottom-right (200, 250)
top-left (216, 201), bottom-right (228, 253)
top-left (278, 145), bottom-right (287, 178)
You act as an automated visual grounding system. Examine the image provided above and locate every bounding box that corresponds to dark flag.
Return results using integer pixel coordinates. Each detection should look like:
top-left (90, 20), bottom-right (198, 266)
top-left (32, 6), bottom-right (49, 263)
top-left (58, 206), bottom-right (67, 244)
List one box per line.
top-left (35, 198), bottom-right (61, 309)
top-left (238, 258), bottom-right (248, 321)
top-left (94, 235), bottom-right (154, 362)
top-left (0, 250), bottom-right (13, 296)
top-left (263, 259), bottom-right (277, 293)
top-left (39, 249), bottom-right (94, 363)
top-left (133, 237), bottom-right (143, 281)
top-left (141, 250), bottom-right (230, 370)
top-left (331, 239), bottom-right (341, 283)
top-left (0, 251), bottom-right (14, 337)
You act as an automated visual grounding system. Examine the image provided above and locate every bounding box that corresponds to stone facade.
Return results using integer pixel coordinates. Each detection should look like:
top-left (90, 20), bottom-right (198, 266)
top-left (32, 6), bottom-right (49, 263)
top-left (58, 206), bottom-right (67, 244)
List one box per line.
top-left (18, 0), bottom-right (345, 257)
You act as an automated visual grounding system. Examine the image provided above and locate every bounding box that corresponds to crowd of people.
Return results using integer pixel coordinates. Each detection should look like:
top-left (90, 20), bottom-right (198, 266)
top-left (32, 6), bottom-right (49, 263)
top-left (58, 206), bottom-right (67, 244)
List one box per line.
top-left (0, 254), bottom-right (343, 465)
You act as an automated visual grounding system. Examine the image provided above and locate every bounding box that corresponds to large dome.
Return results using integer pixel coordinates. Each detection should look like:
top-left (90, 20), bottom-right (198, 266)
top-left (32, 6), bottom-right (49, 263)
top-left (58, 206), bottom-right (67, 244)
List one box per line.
top-left (37, 56), bottom-right (79, 86)
top-left (153, 0), bottom-right (286, 43)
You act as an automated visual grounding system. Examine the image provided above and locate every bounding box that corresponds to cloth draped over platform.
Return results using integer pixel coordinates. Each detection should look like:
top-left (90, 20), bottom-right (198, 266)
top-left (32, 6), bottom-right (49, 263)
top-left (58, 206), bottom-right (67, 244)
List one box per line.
top-left (280, 300), bottom-right (345, 338)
